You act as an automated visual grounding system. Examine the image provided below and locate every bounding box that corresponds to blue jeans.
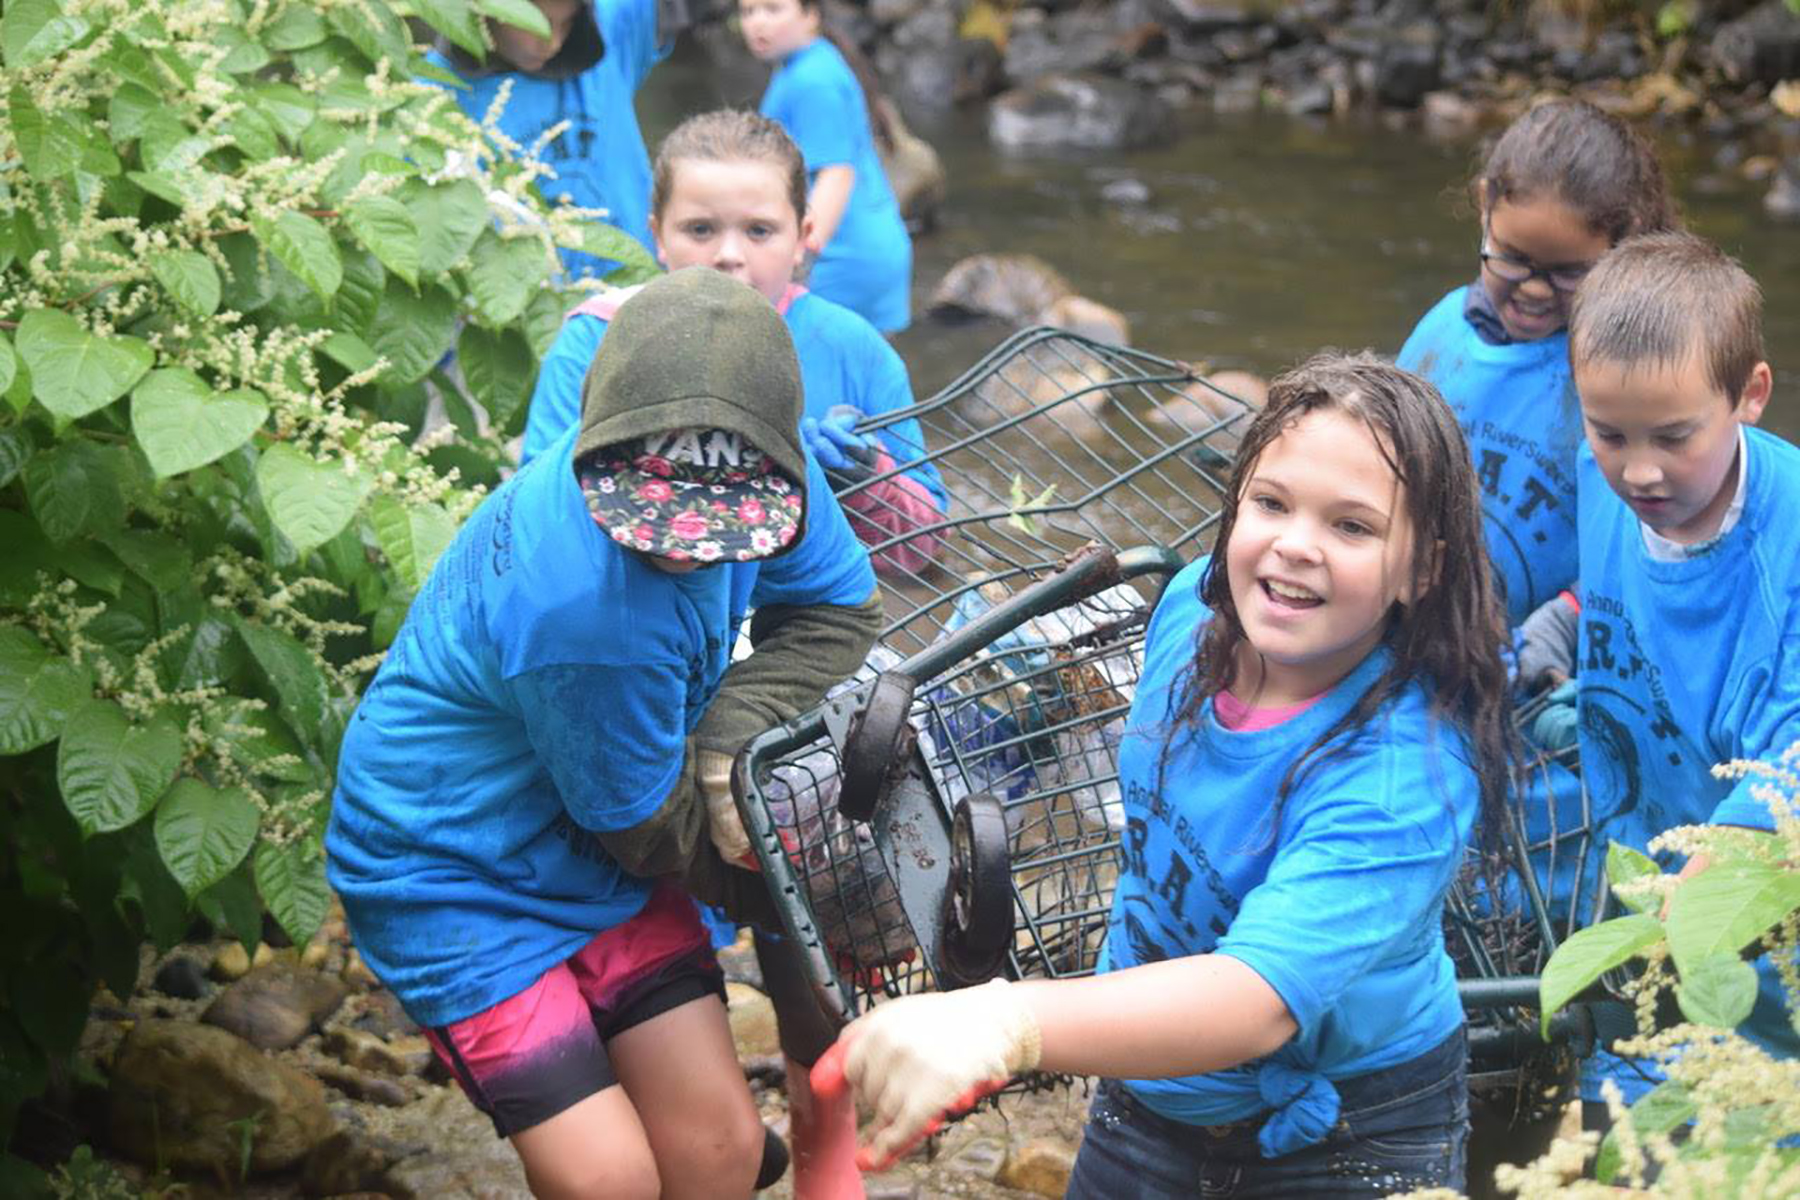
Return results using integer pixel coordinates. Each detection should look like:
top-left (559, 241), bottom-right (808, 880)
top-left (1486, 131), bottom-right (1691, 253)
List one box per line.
top-left (1066, 1028), bottom-right (1470, 1199)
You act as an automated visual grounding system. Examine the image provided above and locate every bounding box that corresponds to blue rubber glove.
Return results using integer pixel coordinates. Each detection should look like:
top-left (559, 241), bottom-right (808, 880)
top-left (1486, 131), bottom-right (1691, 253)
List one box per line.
top-left (802, 405), bottom-right (878, 473)
top-left (1530, 680), bottom-right (1579, 753)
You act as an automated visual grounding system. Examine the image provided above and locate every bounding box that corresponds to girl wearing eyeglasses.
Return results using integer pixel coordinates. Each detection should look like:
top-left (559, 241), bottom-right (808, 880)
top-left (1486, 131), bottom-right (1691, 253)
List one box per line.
top-left (1397, 98), bottom-right (1676, 627)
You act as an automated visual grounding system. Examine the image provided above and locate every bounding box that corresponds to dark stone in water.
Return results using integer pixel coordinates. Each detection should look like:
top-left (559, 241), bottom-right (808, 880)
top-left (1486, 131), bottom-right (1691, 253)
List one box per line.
top-left (1710, 0), bottom-right (1800, 88)
top-left (153, 955), bottom-right (208, 1001)
top-left (202, 962), bottom-right (348, 1051)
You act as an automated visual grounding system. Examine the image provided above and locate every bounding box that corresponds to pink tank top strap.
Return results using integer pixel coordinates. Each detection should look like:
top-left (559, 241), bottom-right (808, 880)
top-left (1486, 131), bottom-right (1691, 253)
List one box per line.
top-left (776, 283), bottom-right (807, 315)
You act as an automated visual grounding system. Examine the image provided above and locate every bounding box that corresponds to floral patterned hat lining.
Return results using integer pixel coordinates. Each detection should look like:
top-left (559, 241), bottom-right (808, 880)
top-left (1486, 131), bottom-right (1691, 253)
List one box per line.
top-left (577, 427), bottom-right (804, 564)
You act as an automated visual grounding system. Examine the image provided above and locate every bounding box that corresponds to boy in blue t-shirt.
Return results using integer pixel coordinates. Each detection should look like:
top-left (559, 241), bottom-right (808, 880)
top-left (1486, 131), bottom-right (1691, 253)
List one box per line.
top-left (432, 0), bottom-right (685, 278)
top-left (1558, 231), bottom-right (1798, 1122)
top-left (327, 270), bottom-right (880, 1196)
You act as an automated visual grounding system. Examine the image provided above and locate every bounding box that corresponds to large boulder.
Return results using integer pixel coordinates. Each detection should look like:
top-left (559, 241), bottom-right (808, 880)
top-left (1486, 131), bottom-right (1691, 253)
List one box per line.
top-left (202, 961), bottom-right (349, 1050)
top-left (929, 254), bottom-right (1131, 345)
top-left (988, 74), bottom-right (1174, 150)
top-left (1709, 0), bottom-right (1800, 86)
top-left (109, 1019), bottom-right (335, 1175)
top-left (878, 100), bottom-right (947, 230)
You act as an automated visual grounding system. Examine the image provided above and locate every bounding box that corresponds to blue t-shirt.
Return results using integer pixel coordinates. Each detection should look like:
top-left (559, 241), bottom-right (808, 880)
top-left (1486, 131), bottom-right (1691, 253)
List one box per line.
top-left (1398, 286), bottom-right (1582, 626)
top-left (760, 39), bottom-right (912, 333)
top-left (519, 289), bottom-right (946, 508)
top-left (1574, 427), bottom-right (1800, 1072)
top-left (325, 425), bottom-right (876, 1026)
top-left (1100, 559), bottom-right (1479, 1147)
top-left (430, 0), bottom-right (666, 278)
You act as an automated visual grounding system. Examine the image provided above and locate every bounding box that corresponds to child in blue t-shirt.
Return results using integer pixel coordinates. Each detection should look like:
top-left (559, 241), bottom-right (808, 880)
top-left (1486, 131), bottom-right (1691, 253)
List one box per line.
top-left (818, 354), bottom-right (1518, 1196)
top-left (1558, 231), bottom-right (1798, 1123)
top-left (431, 0), bottom-right (681, 279)
top-left (1398, 98), bottom-right (1676, 627)
top-left (327, 270), bottom-right (880, 1198)
top-left (738, 0), bottom-right (913, 332)
top-left (521, 109), bottom-right (946, 579)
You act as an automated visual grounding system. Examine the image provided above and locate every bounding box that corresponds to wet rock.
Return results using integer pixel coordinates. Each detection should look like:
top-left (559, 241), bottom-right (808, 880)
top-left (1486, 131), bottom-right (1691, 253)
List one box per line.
top-left (1154, 0), bottom-right (1254, 35)
top-left (1374, 24), bottom-right (1441, 108)
top-left (312, 1062), bottom-right (411, 1107)
top-left (1766, 158), bottom-right (1800, 221)
top-left (342, 949), bottom-right (380, 991)
top-left (727, 982), bottom-right (781, 1058)
top-left (108, 1019), bottom-right (335, 1175)
top-left (324, 1026), bottom-right (428, 1077)
top-left (931, 253), bottom-right (1075, 325)
top-left (153, 955), bottom-right (208, 1000)
top-left (1422, 89), bottom-right (1482, 132)
top-left (715, 929), bottom-right (764, 989)
top-left (1100, 177), bottom-right (1152, 206)
top-left (1283, 79), bottom-right (1335, 116)
top-left (1709, 0), bottom-right (1800, 87)
top-left (347, 988), bottom-right (420, 1041)
top-left (999, 1138), bottom-right (1078, 1197)
top-left (943, 1134), bottom-right (1007, 1180)
top-left (951, 36), bottom-right (1007, 104)
top-left (742, 1053), bottom-right (787, 1089)
top-left (203, 962), bottom-right (349, 1051)
top-left (1005, 11), bottom-right (1125, 79)
top-left (878, 101), bottom-right (947, 230)
top-left (869, 0), bottom-right (929, 24)
top-left (989, 74), bottom-right (1174, 150)
top-left (1211, 72), bottom-right (1264, 113)
top-left (379, 1088), bottom-right (528, 1198)
top-left (211, 941), bottom-right (252, 981)
top-left (301, 1126), bottom-right (411, 1196)
top-left (1043, 294), bottom-right (1131, 346)
top-left (864, 1174), bottom-right (919, 1199)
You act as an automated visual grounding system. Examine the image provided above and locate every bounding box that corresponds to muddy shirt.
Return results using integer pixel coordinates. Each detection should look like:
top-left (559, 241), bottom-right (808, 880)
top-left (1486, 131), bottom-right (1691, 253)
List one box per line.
top-left (1574, 428), bottom-right (1800, 1090)
top-left (1099, 559), bottom-right (1478, 1149)
top-left (760, 39), bottom-right (912, 332)
top-left (1398, 286), bottom-right (1582, 626)
top-left (326, 426), bottom-right (874, 1027)
top-left (429, 0), bottom-right (666, 279)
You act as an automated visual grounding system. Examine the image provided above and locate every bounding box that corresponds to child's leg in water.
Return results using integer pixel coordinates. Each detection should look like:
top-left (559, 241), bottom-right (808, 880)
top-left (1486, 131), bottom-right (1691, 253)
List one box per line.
top-left (609, 994), bottom-right (767, 1198)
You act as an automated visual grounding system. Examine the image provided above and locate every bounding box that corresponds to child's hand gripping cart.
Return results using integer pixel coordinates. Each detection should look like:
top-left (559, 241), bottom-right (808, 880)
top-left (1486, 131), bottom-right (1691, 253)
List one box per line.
top-left (729, 543), bottom-right (1188, 1122)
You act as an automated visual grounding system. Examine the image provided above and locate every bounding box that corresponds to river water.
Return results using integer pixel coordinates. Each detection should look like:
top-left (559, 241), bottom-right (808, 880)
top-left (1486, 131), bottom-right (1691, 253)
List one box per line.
top-left (642, 43), bottom-right (1800, 443)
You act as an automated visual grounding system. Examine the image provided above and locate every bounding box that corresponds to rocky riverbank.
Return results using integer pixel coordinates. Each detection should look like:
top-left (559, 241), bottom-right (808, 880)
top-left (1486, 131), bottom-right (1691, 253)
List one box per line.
top-left (22, 910), bottom-right (1088, 1199)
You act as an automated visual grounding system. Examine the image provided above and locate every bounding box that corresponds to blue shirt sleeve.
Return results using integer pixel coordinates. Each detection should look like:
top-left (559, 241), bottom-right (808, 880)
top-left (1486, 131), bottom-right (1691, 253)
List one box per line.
top-left (752, 447), bottom-right (878, 609)
top-left (1213, 739), bottom-right (1470, 1040)
top-left (595, 0), bottom-right (667, 90)
top-left (1713, 632), bottom-right (1800, 830)
top-left (508, 658), bottom-right (685, 833)
top-left (520, 314), bottom-right (606, 466)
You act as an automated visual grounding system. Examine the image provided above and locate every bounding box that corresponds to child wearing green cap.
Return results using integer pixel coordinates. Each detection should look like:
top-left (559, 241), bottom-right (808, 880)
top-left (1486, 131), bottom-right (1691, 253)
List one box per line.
top-left (327, 269), bottom-right (881, 1198)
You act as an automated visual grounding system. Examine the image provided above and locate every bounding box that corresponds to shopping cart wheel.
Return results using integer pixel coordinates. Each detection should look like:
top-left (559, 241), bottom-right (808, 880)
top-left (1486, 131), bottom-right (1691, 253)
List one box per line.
top-left (839, 671), bottom-right (916, 822)
top-left (937, 792), bottom-right (1014, 989)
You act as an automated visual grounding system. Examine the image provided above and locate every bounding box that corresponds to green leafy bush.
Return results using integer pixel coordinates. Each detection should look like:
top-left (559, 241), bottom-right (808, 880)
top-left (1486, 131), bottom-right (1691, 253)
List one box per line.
top-left (1517, 746), bottom-right (1800, 1194)
top-left (0, 0), bottom-right (655, 1153)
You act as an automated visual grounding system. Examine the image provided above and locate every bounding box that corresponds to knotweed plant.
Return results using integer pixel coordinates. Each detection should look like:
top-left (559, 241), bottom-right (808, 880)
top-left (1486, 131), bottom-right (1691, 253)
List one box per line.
top-left (0, 0), bottom-right (655, 1155)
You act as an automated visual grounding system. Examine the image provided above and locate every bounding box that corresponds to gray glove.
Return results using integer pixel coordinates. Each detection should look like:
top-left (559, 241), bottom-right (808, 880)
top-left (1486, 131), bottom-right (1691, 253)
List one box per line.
top-left (1516, 591), bottom-right (1580, 693)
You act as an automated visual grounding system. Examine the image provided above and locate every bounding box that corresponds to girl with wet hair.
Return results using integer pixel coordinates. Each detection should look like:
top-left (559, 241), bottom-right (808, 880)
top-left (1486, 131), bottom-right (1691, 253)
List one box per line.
top-left (738, 0), bottom-right (913, 332)
top-left (819, 352), bottom-right (1513, 1198)
top-left (1398, 97), bottom-right (1677, 628)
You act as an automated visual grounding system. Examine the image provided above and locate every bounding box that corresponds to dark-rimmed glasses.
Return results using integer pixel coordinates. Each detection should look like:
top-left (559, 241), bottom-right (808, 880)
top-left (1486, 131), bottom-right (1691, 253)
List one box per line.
top-left (1478, 223), bottom-right (1595, 294)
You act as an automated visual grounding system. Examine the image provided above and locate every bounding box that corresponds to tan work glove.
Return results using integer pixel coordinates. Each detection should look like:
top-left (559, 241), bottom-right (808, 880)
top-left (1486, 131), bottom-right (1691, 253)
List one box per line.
top-left (697, 749), bottom-right (751, 865)
top-left (836, 979), bottom-right (1042, 1169)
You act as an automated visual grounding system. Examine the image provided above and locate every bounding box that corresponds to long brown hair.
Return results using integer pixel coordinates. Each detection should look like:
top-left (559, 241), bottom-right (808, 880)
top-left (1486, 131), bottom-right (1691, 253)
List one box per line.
top-left (1473, 97), bottom-right (1677, 243)
top-left (797, 2), bottom-right (895, 153)
top-left (1164, 352), bottom-right (1514, 851)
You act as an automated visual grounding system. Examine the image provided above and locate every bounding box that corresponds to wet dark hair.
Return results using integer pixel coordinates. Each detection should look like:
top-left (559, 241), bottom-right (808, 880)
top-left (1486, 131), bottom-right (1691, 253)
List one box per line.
top-left (1164, 352), bottom-right (1513, 852)
top-left (1569, 230), bottom-right (1767, 403)
top-left (651, 110), bottom-right (809, 223)
top-left (1473, 98), bottom-right (1677, 244)
top-left (795, 1), bottom-right (896, 153)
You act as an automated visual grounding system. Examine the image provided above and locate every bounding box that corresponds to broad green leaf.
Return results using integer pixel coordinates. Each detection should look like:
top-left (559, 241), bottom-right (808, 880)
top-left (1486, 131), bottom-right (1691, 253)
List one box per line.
top-left (197, 864), bottom-right (264, 954)
top-left (232, 616), bottom-right (330, 747)
top-left (329, 245), bottom-right (386, 335)
top-left (413, 0), bottom-right (485, 55)
top-left (398, 177), bottom-right (488, 277)
top-left (224, 105), bottom-right (280, 160)
top-left (319, 331), bottom-right (378, 373)
top-left (10, 84), bottom-right (76, 176)
top-left (218, 230), bottom-right (275, 313)
top-left (252, 210), bottom-right (341, 301)
top-left (1606, 840), bottom-right (1662, 914)
top-left (370, 495), bottom-right (457, 591)
top-left (466, 230), bottom-right (547, 325)
top-left (75, 121), bottom-right (120, 176)
top-left (0, 626), bottom-right (93, 755)
top-left (215, 25), bottom-right (271, 73)
top-left (101, 529), bottom-right (193, 591)
top-left (458, 323), bottom-right (536, 430)
top-left (23, 439), bottom-right (124, 543)
top-left (0, 331), bottom-right (16, 397)
top-left (16, 309), bottom-right (153, 420)
top-left (576, 220), bottom-right (661, 284)
top-left (248, 82), bottom-right (316, 143)
top-left (149, 249), bottom-right (222, 317)
top-left (344, 195), bottom-right (420, 288)
top-left (138, 109), bottom-right (207, 174)
top-left (114, 819), bottom-right (192, 953)
top-left (369, 280), bottom-right (458, 384)
top-left (0, 426), bottom-right (28, 488)
top-left (204, 701), bottom-right (315, 784)
top-left (1665, 861), bottom-right (1800, 975)
top-left (131, 368), bottom-right (269, 478)
top-left (159, 614), bottom-right (242, 691)
top-left (372, 587), bottom-right (412, 649)
top-left (153, 778), bottom-right (259, 899)
top-left (56, 700), bottom-right (183, 835)
top-left (0, 509), bottom-right (58, 608)
top-left (1539, 913), bottom-right (1665, 1039)
top-left (262, 3), bottom-right (327, 50)
top-left (1594, 1081), bottom-right (1697, 1183)
top-left (59, 539), bottom-right (125, 596)
top-left (107, 82), bottom-right (160, 139)
top-left (127, 170), bottom-right (186, 207)
top-left (475, 0), bottom-right (552, 37)
top-left (255, 837), bottom-right (330, 947)
top-left (1676, 953), bottom-right (1759, 1028)
top-left (256, 442), bottom-right (371, 552)
top-left (328, 1), bottom-right (411, 63)
top-left (3, 0), bottom-right (91, 68)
